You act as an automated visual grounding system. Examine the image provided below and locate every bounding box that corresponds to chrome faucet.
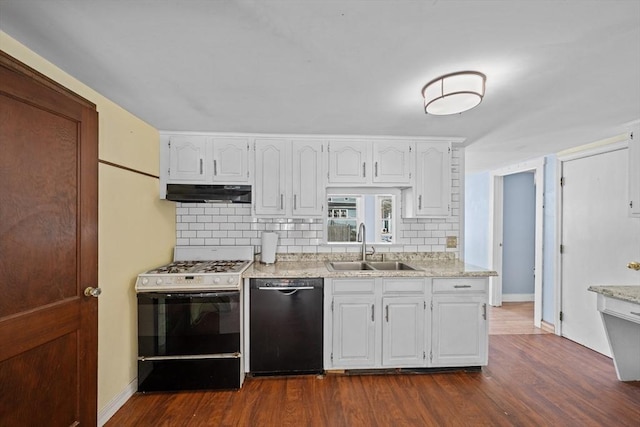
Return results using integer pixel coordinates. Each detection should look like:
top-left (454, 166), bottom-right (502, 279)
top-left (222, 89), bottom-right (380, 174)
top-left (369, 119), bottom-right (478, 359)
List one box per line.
top-left (357, 222), bottom-right (375, 261)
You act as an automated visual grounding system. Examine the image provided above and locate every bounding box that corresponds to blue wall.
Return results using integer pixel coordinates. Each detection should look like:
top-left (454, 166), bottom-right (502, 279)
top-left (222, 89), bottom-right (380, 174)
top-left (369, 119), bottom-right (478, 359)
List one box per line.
top-left (502, 172), bottom-right (536, 295)
top-left (464, 171), bottom-right (490, 268)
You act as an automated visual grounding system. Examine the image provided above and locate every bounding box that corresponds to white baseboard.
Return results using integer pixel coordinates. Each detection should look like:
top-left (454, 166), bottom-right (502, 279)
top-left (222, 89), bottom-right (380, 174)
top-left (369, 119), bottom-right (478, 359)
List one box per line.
top-left (98, 378), bottom-right (137, 427)
top-left (502, 293), bottom-right (534, 302)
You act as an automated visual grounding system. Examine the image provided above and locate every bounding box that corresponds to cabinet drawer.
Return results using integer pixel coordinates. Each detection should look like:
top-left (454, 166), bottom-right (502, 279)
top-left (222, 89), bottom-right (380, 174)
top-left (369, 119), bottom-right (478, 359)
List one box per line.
top-left (598, 295), bottom-right (640, 324)
top-left (433, 278), bottom-right (487, 293)
top-left (332, 279), bottom-right (376, 294)
top-left (382, 278), bottom-right (425, 294)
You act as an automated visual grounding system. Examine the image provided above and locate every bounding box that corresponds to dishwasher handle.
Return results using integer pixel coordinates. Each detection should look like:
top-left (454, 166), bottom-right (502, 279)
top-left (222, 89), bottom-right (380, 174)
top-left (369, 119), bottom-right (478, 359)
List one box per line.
top-left (257, 286), bottom-right (314, 291)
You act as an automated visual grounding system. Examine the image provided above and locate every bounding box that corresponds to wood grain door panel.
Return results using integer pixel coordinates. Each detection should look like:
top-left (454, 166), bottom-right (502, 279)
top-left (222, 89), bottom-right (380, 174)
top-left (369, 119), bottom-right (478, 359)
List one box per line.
top-left (0, 51), bottom-right (98, 425)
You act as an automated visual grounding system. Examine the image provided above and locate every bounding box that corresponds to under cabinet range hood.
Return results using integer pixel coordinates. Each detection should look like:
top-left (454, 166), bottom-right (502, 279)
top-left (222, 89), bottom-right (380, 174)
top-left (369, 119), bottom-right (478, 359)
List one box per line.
top-left (165, 184), bottom-right (251, 203)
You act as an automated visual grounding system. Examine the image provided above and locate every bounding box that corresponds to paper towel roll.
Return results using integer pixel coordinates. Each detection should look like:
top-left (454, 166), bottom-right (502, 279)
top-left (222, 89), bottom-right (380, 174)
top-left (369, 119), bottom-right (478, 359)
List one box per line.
top-left (260, 232), bottom-right (278, 264)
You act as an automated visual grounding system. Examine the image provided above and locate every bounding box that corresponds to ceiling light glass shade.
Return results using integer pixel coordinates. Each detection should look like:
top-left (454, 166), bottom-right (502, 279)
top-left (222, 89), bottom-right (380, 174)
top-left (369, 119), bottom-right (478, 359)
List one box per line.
top-left (422, 71), bottom-right (486, 115)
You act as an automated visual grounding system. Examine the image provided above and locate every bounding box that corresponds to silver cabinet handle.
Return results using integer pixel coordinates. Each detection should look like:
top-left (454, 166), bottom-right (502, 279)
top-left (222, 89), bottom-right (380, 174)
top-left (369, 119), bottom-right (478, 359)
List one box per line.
top-left (363, 162), bottom-right (366, 178)
top-left (418, 195), bottom-right (422, 210)
top-left (257, 286), bottom-right (314, 291)
top-left (371, 304), bottom-right (375, 322)
top-left (199, 158), bottom-right (203, 175)
top-left (294, 194), bottom-right (297, 210)
top-left (454, 285), bottom-right (472, 288)
top-left (213, 159), bottom-right (217, 176)
top-left (84, 287), bottom-right (102, 298)
top-left (280, 194), bottom-right (284, 210)
top-left (375, 161), bottom-right (378, 177)
top-left (385, 305), bottom-right (389, 322)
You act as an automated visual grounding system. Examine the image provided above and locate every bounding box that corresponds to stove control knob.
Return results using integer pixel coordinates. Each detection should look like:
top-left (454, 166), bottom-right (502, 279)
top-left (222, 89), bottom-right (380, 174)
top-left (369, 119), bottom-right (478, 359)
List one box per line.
top-left (141, 278), bottom-right (149, 285)
top-left (156, 278), bottom-right (163, 285)
top-left (227, 277), bottom-right (235, 284)
top-left (213, 277), bottom-right (221, 284)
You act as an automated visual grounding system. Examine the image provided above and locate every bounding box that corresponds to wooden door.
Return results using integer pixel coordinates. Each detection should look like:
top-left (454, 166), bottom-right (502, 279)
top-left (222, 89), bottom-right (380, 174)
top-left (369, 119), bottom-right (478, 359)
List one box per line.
top-left (372, 140), bottom-right (411, 184)
top-left (167, 134), bottom-right (208, 183)
top-left (382, 297), bottom-right (425, 367)
top-left (211, 137), bottom-right (249, 183)
top-left (415, 142), bottom-right (451, 216)
top-left (560, 146), bottom-right (640, 355)
top-left (331, 296), bottom-right (376, 368)
top-left (0, 52), bottom-right (98, 425)
top-left (328, 140), bottom-right (369, 184)
top-left (291, 140), bottom-right (324, 216)
top-left (254, 139), bottom-right (287, 216)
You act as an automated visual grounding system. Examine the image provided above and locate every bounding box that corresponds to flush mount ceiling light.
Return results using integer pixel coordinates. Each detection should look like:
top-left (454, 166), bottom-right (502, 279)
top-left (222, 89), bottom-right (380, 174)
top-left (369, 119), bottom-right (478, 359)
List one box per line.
top-left (422, 71), bottom-right (486, 115)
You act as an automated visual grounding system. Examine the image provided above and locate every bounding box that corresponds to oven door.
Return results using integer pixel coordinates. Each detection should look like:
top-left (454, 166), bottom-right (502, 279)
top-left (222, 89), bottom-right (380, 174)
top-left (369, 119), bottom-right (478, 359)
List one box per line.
top-left (137, 291), bottom-right (242, 392)
top-left (137, 291), bottom-right (240, 357)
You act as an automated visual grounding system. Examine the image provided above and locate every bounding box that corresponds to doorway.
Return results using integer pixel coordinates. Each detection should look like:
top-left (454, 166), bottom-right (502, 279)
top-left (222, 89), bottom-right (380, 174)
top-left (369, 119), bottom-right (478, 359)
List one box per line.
top-left (489, 158), bottom-right (545, 328)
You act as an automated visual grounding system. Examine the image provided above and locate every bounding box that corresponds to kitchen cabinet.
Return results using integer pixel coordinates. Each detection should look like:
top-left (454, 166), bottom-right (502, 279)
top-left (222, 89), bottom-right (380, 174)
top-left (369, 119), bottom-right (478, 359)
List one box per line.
top-left (431, 278), bottom-right (488, 367)
top-left (326, 277), bottom-right (427, 369)
top-left (327, 139), bottom-right (412, 185)
top-left (382, 297), bottom-right (425, 366)
top-left (629, 125), bottom-right (640, 217)
top-left (167, 134), bottom-right (208, 183)
top-left (162, 133), bottom-right (251, 184)
top-left (211, 137), bottom-right (251, 183)
top-left (254, 138), bottom-right (325, 217)
top-left (404, 141), bottom-right (451, 217)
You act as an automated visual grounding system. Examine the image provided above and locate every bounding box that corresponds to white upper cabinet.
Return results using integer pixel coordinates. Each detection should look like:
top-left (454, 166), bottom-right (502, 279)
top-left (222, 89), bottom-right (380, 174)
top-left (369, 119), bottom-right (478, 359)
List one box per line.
top-left (167, 135), bottom-right (209, 183)
top-left (211, 137), bottom-right (250, 183)
top-left (254, 138), bottom-right (325, 217)
top-left (254, 139), bottom-right (288, 216)
top-left (163, 133), bottom-right (250, 185)
top-left (372, 141), bottom-right (412, 184)
top-left (291, 140), bottom-right (325, 216)
top-left (328, 140), bottom-right (369, 184)
top-left (629, 125), bottom-right (640, 217)
top-left (328, 139), bottom-right (411, 185)
top-left (409, 141), bottom-right (451, 217)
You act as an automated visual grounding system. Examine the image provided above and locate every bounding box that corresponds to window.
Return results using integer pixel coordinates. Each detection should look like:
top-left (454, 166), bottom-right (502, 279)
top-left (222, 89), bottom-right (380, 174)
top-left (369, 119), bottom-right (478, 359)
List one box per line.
top-left (326, 189), bottom-right (397, 244)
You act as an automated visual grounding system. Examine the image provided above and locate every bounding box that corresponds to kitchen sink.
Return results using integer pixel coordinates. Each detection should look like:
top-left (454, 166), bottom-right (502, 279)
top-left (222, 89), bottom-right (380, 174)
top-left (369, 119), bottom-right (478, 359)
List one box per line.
top-left (326, 262), bottom-right (376, 271)
top-left (366, 261), bottom-right (416, 271)
top-left (325, 261), bottom-right (416, 271)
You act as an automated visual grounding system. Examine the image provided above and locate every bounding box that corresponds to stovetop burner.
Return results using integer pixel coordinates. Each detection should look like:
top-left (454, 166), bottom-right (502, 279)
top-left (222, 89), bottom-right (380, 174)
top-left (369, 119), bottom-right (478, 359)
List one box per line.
top-left (145, 260), bottom-right (249, 275)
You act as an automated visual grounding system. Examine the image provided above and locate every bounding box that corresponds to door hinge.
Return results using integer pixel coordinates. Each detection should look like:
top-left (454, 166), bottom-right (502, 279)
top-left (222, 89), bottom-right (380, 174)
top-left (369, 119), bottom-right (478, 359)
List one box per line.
top-left (331, 300), bottom-right (334, 312)
top-left (559, 311), bottom-right (564, 321)
top-left (630, 201), bottom-right (634, 209)
top-left (448, 147), bottom-right (451, 154)
top-left (429, 350), bottom-right (433, 362)
top-left (423, 351), bottom-right (426, 360)
top-left (560, 244), bottom-right (565, 254)
top-left (430, 301), bottom-right (433, 311)
top-left (448, 204), bottom-right (451, 212)
top-left (167, 168), bottom-right (170, 176)
top-left (560, 176), bottom-right (565, 186)
top-left (331, 352), bottom-right (333, 362)
top-left (424, 301), bottom-right (426, 310)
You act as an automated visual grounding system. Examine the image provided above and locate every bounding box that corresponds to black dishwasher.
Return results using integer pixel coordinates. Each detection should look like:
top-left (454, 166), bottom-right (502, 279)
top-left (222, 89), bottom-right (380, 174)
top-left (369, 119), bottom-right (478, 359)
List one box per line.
top-left (250, 278), bottom-right (323, 375)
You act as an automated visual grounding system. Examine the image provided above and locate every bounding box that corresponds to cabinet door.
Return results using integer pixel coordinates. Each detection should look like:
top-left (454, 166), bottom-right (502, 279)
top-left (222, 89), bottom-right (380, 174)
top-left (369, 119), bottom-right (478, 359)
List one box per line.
top-left (332, 296), bottom-right (376, 368)
top-left (292, 140), bottom-right (324, 216)
top-left (382, 297), bottom-right (425, 367)
top-left (629, 127), bottom-right (640, 217)
top-left (431, 295), bottom-right (487, 367)
top-left (328, 140), bottom-right (369, 184)
top-left (167, 135), bottom-right (208, 183)
top-left (373, 140), bottom-right (412, 184)
top-left (415, 142), bottom-right (451, 216)
top-left (254, 139), bottom-right (287, 215)
top-left (212, 137), bottom-right (250, 183)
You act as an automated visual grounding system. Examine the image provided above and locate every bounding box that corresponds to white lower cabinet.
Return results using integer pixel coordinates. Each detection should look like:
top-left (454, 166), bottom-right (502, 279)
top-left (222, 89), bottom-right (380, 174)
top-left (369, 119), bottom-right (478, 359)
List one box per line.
top-left (325, 276), bottom-right (488, 370)
top-left (431, 278), bottom-right (488, 367)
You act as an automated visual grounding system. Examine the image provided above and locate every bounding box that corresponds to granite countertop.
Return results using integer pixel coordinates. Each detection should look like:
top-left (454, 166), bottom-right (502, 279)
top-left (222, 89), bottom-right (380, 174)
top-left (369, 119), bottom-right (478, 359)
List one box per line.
top-left (588, 285), bottom-right (640, 304)
top-left (243, 254), bottom-right (497, 279)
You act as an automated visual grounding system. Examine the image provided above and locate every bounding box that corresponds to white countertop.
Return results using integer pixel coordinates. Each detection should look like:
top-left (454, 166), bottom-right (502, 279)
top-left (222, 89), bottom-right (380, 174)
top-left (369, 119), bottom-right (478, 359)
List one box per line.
top-left (588, 285), bottom-right (640, 304)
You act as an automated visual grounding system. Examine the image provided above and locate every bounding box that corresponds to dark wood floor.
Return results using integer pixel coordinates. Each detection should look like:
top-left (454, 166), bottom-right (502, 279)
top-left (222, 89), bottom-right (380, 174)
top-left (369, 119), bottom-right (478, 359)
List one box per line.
top-left (107, 334), bottom-right (640, 426)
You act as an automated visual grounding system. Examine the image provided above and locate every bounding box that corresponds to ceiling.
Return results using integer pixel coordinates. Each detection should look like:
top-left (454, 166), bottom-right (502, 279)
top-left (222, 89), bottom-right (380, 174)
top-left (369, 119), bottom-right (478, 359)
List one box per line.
top-left (1, 0), bottom-right (639, 172)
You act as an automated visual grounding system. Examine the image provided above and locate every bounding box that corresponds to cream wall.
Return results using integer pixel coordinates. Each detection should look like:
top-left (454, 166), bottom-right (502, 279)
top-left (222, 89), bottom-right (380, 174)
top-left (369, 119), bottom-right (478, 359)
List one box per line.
top-left (0, 32), bottom-right (176, 414)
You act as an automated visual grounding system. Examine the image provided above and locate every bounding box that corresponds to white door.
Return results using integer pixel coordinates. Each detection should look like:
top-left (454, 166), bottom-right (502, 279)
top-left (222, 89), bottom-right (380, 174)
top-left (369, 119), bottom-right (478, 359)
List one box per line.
top-left (561, 146), bottom-right (640, 355)
top-left (382, 297), bottom-right (425, 366)
top-left (211, 137), bottom-right (249, 183)
top-left (291, 140), bottom-right (324, 216)
top-left (254, 139), bottom-right (287, 215)
top-left (332, 296), bottom-right (376, 368)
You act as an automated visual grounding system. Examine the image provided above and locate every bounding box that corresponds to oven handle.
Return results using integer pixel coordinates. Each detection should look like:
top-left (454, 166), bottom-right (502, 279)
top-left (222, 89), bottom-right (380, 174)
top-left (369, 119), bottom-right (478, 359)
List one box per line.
top-left (139, 291), bottom-right (239, 299)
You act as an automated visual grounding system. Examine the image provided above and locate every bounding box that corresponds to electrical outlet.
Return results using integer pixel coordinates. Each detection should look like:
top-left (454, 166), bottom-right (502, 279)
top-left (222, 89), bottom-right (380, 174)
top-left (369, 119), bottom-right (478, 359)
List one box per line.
top-left (446, 236), bottom-right (457, 248)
